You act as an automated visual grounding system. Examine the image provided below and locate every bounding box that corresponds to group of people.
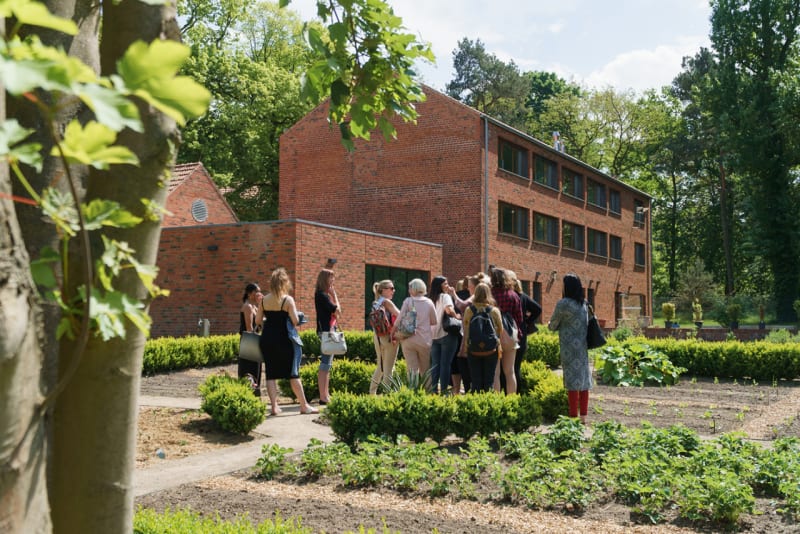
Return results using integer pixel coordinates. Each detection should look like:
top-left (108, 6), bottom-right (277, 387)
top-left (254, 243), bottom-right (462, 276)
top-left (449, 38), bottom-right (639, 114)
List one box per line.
top-left (238, 267), bottom-right (340, 415)
top-left (369, 268), bottom-right (543, 396)
top-left (239, 265), bottom-right (594, 424)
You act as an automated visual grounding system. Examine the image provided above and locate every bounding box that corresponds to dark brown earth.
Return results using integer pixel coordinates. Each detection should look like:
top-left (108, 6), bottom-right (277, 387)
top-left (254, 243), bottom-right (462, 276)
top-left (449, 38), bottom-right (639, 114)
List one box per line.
top-left (135, 365), bottom-right (800, 533)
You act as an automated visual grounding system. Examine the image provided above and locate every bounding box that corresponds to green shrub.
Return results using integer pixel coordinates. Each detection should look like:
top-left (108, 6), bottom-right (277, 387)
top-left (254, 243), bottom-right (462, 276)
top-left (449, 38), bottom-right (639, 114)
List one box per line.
top-left (520, 360), bottom-right (567, 420)
top-left (597, 343), bottom-right (687, 386)
top-left (134, 507), bottom-right (311, 533)
top-left (278, 359), bottom-right (374, 399)
top-left (525, 331), bottom-right (560, 367)
top-left (198, 373), bottom-right (266, 435)
top-left (143, 335), bottom-right (239, 374)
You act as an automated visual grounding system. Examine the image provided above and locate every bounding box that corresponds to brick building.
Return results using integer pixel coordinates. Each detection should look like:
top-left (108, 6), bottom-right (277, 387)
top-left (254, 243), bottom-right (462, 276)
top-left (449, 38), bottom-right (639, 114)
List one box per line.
top-left (280, 86), bottom-right (652, 327)
top-left (150, 162), bottom-right (441, 337)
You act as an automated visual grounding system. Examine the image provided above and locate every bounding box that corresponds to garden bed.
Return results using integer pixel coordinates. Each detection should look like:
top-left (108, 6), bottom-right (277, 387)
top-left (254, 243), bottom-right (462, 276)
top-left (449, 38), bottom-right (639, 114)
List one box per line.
top-left (136, 365), bottom-right (800, 532)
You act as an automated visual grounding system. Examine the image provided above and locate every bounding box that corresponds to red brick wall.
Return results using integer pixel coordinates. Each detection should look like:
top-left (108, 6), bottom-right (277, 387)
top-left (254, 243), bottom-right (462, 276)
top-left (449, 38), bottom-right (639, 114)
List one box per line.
top-left (150, 220), bottom-right (441, 337)
top-left (164, 168), bottom-right (237, 227)
top-left (280, 87), bottom-right (652, 327)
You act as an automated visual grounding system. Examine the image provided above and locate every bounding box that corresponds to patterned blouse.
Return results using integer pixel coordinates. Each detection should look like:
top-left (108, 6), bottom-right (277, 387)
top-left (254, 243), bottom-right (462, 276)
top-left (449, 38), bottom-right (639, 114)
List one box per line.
top-left (548, 297), bottom-right (593, 391)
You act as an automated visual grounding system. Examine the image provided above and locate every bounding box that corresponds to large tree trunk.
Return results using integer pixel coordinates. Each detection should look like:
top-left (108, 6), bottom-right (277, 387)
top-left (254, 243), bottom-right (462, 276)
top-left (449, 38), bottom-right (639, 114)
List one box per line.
top-left (0, 17), bottom-right (52, 529)
top-left (48, 1), bottom-right (181, 531)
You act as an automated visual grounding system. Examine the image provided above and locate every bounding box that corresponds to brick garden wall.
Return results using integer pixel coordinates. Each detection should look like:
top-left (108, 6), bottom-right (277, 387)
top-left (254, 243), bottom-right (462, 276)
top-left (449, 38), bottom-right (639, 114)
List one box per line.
top-left (150, 220), bottom-right (441, 338)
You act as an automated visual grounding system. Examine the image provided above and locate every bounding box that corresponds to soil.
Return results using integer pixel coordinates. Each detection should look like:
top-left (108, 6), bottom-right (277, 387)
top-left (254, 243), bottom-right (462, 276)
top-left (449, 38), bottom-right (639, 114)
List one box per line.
top-left (135, 364), bottom-right (800, 533)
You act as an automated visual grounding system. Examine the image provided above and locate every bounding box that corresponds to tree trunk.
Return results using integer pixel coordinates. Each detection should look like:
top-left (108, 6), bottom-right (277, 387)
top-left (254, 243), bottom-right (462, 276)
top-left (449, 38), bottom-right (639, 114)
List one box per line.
top-left (718, 158), bottom-right (734, 296)
top-left (48, 1), bottom-right (181, 532)
top-left (0, 17), bottom-right (52, 529)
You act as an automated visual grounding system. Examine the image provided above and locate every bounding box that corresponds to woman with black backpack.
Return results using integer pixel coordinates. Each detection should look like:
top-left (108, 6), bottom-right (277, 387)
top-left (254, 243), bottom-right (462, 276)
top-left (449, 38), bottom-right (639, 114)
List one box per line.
top-left (460, 283), bottom-right (503, 392)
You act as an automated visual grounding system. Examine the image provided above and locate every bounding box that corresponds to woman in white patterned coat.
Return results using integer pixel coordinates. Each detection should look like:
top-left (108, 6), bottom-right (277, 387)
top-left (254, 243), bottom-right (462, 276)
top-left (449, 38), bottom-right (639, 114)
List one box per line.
top-left (548, 273), bottom-right (592, 424)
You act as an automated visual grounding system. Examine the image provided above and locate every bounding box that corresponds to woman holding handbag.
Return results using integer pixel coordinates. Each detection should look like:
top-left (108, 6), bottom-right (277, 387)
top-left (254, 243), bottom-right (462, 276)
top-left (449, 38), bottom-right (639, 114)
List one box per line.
top-left (314, 268), bottom-right (340, 404)
top-left (239, 283), bottom-right (263, 396)
top-left (548, 273), bottom-right (592, 424)
top-left (256, 268), bottom-right (317, 415)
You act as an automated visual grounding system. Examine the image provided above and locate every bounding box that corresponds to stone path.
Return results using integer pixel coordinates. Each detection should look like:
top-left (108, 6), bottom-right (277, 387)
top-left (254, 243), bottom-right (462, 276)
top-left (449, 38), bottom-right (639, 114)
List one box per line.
top-left (134, 395), bottom-right (335, 497)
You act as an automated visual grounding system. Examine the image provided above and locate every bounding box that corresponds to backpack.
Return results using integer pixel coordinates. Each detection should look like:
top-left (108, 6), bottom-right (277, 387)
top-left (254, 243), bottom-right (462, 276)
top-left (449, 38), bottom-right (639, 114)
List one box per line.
top-left (369, 302), bottom-right (392, 337)
top-left (467, 304), bottom-right (499, 356)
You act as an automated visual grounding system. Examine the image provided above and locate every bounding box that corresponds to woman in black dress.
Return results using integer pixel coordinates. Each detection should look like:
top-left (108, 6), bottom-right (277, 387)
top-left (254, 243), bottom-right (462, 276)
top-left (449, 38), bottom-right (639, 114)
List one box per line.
top-left (239, 283), bottom-right (263, 395)
top-left (256, 268), bottom-right (317, 415)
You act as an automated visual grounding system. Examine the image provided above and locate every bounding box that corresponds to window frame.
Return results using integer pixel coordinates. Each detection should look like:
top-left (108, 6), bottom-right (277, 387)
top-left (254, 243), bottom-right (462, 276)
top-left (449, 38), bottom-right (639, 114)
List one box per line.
top-left (609, 235), bottom-right (622, 261)
top-left (498, 139), bottom-right (529, 178)
top-left (586, 178), bottom-right (607, 208)
top-left (498, 201), bottom-right (529, 239)
top-left (587, 228), bottom-right (608, 257)
top-left (562, 221), bottom-right (585, 252)
top-left (533, 213), bottom-right (559, 246)
top-left (609, 189), bottom-right (621, 214)
top-left (634, 199), bottom-right (645, 226)
top-left (534, 155), bottom-right (559, 189)
top-left (561, 167), bottom-right (584, 199)
top-left (634, 242), bottom-right (646, 266)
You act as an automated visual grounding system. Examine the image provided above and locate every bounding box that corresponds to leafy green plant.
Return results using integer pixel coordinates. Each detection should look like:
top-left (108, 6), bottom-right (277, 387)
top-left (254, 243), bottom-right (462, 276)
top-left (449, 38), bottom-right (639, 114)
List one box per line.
top-left (597, 344), bottom-right (686, 386)
top-left (134, 507), bottom-right (312, 533)
top-left (198, 373), bottom-right (266, 435)
top-left (255, 443), bottom-right (294, 480)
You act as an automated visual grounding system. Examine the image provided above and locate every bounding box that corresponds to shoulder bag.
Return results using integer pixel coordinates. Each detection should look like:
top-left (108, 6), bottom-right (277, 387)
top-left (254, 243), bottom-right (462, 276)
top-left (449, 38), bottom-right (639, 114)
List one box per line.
top-left (442, 310), bottom-right (461, 335)
top-left (239, 331), bottom-right (263, 362)
top-left (587, 304), bottom-right (607, 349)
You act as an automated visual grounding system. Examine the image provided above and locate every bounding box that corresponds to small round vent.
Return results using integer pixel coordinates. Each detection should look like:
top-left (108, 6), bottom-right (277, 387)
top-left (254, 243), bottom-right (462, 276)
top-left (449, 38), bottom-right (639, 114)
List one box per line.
top-left (191, 199), bottom-right (208, 222)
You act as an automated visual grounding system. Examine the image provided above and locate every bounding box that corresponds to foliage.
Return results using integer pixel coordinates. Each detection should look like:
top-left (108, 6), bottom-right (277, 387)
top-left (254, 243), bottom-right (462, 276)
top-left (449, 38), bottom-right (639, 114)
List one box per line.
top-left (794, 300), bottom-right (800, 323)
top-left (596, 343), bottom-right (687, 386)
top-left (255, 443), bottom-right (294, 480)
top-left (524, 331), bottom-right (560, 367)
top-left (519, 360), bottom-right (568, 420)
top-left (199, 373), bottom-right (267, 434)
top-left (661, 302), bottom-right (676, 322)
top-left (255, 421), bottom-right (800, 526)
top-left (609, 326), bottom-right (635, 342)
top-left (134, 507), bottom-right (312, 533)
top-left (764, 329), bottom-right (800, 344)
top-left (289, 0), bottom-right (435, 150)
top-left (323, 389), bottom-right (543, 447)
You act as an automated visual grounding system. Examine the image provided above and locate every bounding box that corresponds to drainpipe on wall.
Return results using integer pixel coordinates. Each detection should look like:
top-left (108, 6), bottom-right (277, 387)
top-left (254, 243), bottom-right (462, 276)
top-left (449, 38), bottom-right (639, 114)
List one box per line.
top-left (483, 116), bottom-right (490, 272)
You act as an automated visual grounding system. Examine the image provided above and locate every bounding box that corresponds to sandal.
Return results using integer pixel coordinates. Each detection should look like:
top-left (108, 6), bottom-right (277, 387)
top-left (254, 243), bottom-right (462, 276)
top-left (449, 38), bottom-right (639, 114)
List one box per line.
top-left (300, 406), bottom-right (319, 414)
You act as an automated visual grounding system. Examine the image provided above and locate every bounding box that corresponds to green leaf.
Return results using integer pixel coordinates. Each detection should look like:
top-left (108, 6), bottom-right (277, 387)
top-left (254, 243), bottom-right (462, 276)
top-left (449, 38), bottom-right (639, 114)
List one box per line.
top-left (82, 199), bottom-right (143, 230)
top-left (30, 246), bottom-right (60, 289)
top-left (0, 119), bottom-right (43, 170)
top-left (56, 120), bottom-right (139, 169)
top-left (78, 83), bottom-right (142, 133)
top-left (2, 0), bottom-right (78, 35)
top-left (116, 40), bottom-right (211, 125)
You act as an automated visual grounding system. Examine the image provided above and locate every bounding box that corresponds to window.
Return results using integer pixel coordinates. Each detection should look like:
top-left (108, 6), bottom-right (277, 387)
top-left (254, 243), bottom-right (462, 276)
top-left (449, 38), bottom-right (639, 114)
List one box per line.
top-left (587, 228), bottom-right (607, 257)
top-left (634, 242), bottom-right (646, 266)
top-left (534, 156), bottom-right (558, 188)
top-left (499, 202), bottom-right (529, 239)
top-left (587, 287), bottom-right (595, 308)
top-left (587, 179), bottom-right (606, 208)
top-left (610, 235), bottom-right (622, 261)
top-left (562, 221), bottom-right (585, 251)
top-left (562, 168), bottom-right (584, 199)
top-left (634, 199), bottom-right (645, 226)
top-left (534, 213), bottom-right (559, 246)
top-left (498, 140), bottom-right (528, 177)
top-left (609, 189), bottom-right (621, 214)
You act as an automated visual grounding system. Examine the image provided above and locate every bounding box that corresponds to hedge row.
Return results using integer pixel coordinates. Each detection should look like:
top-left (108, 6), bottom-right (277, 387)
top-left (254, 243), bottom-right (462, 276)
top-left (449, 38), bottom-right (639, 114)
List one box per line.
top-left (142, 330), bottom-right (560, 374)
top-left (621, 337), bottom-right (800, 380)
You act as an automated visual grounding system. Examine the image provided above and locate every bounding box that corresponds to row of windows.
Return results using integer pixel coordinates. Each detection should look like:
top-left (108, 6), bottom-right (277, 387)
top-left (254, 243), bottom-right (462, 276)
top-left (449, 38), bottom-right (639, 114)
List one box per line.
top-left (499, 139), bottom-right (626, 214)
top-left (499, 202), bottom-right (646, 266)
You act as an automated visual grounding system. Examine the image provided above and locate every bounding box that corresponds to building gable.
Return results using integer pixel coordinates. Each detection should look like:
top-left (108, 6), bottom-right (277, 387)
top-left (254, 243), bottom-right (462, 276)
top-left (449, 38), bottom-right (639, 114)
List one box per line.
top-left (165, 162), bottom-right (238, 227)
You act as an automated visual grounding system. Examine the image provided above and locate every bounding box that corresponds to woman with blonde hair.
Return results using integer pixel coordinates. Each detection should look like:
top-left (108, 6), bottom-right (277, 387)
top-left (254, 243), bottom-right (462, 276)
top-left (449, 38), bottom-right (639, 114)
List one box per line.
top-left (369, 279), bottom-right (401, 394)
top-left (314, 268), bottom-right (340, 404)
top-left (256, 268), bottom-right (317, 415)
top-left (460, 283), bottom-right (502, 391)
top-left (392, 278), bottom-right (437, 385)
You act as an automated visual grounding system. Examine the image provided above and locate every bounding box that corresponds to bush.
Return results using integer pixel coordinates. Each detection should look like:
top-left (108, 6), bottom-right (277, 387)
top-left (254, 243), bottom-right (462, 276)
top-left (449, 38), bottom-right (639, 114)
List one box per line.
top-left (278, 359), bottom-right (374, 400)
top-left (134, 507), bottom-right (311, 533)
top-left (525, 331), bottom-right (560, 367)
top-left (520, 360), bottom-right (567, 420)
top-left (198, 373), bottom-right (266, 435)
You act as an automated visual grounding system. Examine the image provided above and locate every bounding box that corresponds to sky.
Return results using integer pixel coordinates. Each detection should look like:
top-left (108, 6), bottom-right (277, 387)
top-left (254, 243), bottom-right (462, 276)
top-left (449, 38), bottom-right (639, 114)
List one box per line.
top-left (288, 0), bottom-right (713, 94)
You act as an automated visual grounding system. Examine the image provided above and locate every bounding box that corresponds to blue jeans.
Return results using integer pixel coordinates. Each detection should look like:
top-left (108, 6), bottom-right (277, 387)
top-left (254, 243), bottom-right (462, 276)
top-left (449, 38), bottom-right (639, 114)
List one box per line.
top-left (430, 334), bottom-right (459, 394)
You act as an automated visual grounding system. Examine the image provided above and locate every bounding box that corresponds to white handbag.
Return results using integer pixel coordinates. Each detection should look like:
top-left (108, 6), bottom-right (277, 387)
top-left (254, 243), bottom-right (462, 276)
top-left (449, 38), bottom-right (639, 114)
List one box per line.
top-left (320, 330), bottom-right (347, 355)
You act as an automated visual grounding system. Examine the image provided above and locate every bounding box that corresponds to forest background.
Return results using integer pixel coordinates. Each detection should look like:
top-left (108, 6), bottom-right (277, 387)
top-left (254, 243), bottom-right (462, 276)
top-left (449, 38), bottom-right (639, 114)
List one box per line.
top-left (177, 0), bottom-right (800, 324)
